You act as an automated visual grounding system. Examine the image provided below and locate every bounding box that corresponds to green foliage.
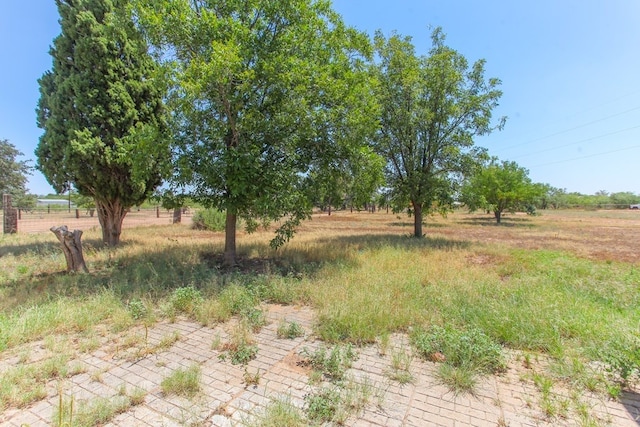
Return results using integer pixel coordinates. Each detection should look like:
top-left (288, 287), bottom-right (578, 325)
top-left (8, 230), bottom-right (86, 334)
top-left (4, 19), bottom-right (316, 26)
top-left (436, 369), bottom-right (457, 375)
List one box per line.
top-left (36, 0), bottom-right (169, 246)
top-left (597, 337), bottom-right (640, 384)
top-left (373, 27), bottom-right (504, 237)
top-left (411, 326), bottom-right (505, 374)
top-left (0, 139), bottom-right (33, 205)
top-left (192, 208), bottom-right (226, 231)
top-left (127, 298), bottom-right (147, 320)
top-left (305, 387), bottom-right (342, 423)
top-left (135, 0), bottom-right (378, 263)
top-left (461, 158), bottom-right (544, 222)
top-left (304, 379), bottom-right (373, 424)
top-left (170, 286), bottom-right (203, 315)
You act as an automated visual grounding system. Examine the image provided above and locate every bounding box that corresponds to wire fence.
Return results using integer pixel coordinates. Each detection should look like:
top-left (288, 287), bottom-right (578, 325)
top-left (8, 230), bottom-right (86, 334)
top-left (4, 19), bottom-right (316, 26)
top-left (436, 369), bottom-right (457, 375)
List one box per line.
top-left (1, 207), bottom-right (193, 234)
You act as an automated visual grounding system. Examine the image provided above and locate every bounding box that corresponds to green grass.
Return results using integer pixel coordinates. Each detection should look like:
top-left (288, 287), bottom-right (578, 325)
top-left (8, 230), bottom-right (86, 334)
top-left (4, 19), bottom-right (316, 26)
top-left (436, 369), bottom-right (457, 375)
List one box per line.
top-left (54, 386), bottom-right (146, 427)
top-left (161, 364), bottom-right (201, 398)
top-left (1, 211), bottom-right (639, 410)
top-left (1, 354), bottom-right (73, 410)
top-left (252, 398), bottom-right (306, 427)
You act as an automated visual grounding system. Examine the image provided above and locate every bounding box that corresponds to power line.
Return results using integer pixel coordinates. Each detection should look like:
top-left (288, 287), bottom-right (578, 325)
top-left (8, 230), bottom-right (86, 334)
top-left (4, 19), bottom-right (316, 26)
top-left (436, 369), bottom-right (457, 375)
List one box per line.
top-left (510, 124), bottom-right (640, 159)
top-left (497, 105), bottom-right (640, 152)
top-left (530, 144), bottom-right (640, 168)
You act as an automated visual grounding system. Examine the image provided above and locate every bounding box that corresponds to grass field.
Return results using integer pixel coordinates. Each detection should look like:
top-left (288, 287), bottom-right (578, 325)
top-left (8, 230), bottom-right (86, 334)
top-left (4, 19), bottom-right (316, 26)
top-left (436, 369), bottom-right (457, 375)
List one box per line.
top-left (1, 209), bottom-right (639, 422)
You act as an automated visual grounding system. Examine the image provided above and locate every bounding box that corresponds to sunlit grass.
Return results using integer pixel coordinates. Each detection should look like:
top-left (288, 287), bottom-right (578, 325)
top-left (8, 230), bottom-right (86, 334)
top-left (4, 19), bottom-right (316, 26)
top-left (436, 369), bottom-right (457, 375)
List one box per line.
top-left (1, 210), bottom-right (639, 403)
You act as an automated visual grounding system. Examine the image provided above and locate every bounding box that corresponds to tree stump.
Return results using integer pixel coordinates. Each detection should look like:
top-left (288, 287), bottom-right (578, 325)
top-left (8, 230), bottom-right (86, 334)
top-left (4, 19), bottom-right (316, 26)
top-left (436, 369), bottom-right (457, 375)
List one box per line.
top-left (50, 225), bottom-right (89, 273)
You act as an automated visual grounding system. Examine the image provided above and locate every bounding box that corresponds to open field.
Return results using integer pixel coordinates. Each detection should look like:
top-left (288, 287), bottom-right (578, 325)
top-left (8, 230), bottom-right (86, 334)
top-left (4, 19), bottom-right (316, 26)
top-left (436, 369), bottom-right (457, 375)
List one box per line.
top-left (4, 208), bottom-right (190, 234)
top-left (0, 209), bottom-right (639, 426)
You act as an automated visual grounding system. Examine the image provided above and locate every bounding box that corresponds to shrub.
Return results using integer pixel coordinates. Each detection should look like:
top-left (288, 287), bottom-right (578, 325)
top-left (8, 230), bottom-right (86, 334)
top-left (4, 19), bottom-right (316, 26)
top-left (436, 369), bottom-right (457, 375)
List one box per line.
top-left (192, 208), bottom-right (226, 231)
top-left (170, 286), bottom-right (203, 315)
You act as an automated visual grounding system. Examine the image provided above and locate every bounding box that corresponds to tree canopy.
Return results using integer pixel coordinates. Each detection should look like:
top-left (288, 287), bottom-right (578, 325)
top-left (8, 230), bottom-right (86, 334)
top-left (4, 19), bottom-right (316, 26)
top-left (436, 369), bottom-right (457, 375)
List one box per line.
top-left (372, 28), bottom-right (505, 237)
top-left (36, 0), bottom-right (169, 246)
top-left (136, 0), bottom-right (378, 265)
top-left (0, 139), bottom-right (34, 208)
top-left (461, 159), bottom-right (543, 223)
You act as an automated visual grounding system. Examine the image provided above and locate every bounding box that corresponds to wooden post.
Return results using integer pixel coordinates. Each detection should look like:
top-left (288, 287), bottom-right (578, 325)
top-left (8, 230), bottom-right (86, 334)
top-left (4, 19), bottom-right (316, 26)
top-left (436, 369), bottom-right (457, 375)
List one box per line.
top-left (50, 225), bottom-right (89, 273)
top-left (75, 209), bottom-right (80, 219)
top-left (3, 194), bottom-right (18, 234)
top-left (156, 206), bottom-right (160, 218)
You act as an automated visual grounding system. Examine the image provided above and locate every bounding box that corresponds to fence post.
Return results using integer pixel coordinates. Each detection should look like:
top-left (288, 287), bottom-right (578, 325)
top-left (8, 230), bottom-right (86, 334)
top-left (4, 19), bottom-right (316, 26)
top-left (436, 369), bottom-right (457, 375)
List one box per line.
top-left (75, 209), bottom-right (80, 219)
top-left (156, 206), bottom-right (160, 218)
top-left (3, 194), bottom-right (18, 234)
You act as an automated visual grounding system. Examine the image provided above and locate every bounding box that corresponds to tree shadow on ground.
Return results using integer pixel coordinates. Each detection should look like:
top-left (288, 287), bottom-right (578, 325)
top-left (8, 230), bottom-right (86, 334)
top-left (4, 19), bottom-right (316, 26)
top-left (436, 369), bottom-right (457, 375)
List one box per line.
top-left (1, 231), bottom-right (471, 311)
top-left (387, 221), bottom-right (446, 228)
top-left (456, 216), bottom-right (536, 227)
top-left (0, 237), bottom-right (126, 258)
top-left (621, 390), bottom-right (640, 426)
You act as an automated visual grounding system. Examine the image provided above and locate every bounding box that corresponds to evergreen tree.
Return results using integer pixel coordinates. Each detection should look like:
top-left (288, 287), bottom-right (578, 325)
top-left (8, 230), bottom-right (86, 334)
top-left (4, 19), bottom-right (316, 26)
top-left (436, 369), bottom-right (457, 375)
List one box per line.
top-left (36, 0), bottom-right (169, 246)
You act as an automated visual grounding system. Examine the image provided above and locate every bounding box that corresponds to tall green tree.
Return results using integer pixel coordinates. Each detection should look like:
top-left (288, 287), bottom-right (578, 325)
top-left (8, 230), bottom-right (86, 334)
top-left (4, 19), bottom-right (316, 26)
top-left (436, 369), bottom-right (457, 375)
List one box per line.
top-left (373, 28), bottom-right (505, 237)
top-left (136, 0), bottom-right (378, 265)
top-left (0, 139), bottom-right (35, 208)
top-left (461, 159), bottom-right (543, 223)
top-left (0, 139), bottom-right (31, 195)
top-left (36, 0), bottom-right (169, 246)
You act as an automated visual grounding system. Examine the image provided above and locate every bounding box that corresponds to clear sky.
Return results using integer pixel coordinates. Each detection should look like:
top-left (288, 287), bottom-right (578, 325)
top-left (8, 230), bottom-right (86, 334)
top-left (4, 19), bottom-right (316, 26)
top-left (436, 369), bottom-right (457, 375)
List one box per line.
top-left (1, 1), bottom-right (639, 196)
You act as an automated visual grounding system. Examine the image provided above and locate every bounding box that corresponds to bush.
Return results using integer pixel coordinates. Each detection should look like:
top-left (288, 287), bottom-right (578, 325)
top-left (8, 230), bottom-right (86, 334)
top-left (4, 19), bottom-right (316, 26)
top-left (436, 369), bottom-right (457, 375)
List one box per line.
top-left (170, 286), bottom-right (203, 315)
top-left (192, 208), bottom-right (226, 231)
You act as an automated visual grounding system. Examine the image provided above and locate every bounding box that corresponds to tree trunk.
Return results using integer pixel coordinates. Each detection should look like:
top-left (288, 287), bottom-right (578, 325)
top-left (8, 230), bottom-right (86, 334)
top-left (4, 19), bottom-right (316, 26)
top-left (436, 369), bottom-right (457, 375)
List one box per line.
top-left (413, 202), bottom-right (423, 237)
top-left (173, 207), bottom-right (182, 224)
top-left (495, 210), bottom-right (502, 224)
top-left (50, 225), bottom-right (89, 273)
top-left (224, 210), bottom-right (237, 266)
top-left (95, 199), bottom-right (127, 246)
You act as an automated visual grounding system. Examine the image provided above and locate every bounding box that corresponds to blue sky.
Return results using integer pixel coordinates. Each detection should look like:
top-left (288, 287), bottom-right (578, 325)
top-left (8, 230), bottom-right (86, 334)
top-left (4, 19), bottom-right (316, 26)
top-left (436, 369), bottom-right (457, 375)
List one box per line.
top-left (1, 1), bottom-right (639, 195)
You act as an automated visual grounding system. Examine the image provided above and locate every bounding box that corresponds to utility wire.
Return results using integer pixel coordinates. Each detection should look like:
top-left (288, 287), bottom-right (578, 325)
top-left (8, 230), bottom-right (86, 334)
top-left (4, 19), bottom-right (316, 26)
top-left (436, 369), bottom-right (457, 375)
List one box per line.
top-left (510, 124), bottom-right (640, 159)
top-left (530, 144), bottom-right (640, 168)
top-left (497, 105), bottom-right (640, 152)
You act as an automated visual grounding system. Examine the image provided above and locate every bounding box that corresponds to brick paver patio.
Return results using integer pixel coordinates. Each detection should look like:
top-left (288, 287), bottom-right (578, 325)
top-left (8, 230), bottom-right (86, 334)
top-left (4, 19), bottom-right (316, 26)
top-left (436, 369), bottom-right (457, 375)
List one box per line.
top-left (1, 304), bottom-right (639, 426)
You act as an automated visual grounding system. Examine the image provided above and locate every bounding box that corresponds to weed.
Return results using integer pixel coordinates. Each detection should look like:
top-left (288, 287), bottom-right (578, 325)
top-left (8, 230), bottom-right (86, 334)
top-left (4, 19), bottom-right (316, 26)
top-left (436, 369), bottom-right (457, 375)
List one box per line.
top-left (244, 308), bottom-right (267, 332)
top-left (161, 364), bottom-right (201, 398)
top-left (301, 344), bottom-right (358, 382)
top-left (219, 321), bottom-right (258, 365)
top-left (411, 326), bottom-right (505, 374)
top-left (157, 331), bottom-right (180, 349)
top-left (436, 363), bottom-right (477, 394)
top-left (304, 377), bottom-right (374, 424)
top-left (385, 350), bottom-right (414, 385)
top-left (243, 368), bottom-right (261, 387)
top-left (377, 332), bottom-right (390, 356)
top-left (305, 386), bottom-right (342, 423)
top-left (211, 332), bottom-right (222, 350)
top-left (170, 286), bottom-right (204, 315)
top-left (55, 394), bottom-right (132, 427)
top-left (251, 397), bottom-right (306, 427)
top-left (276, 319), bottom-right (305, 339)
top-left (127, 298), bottom-right (148, 320)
